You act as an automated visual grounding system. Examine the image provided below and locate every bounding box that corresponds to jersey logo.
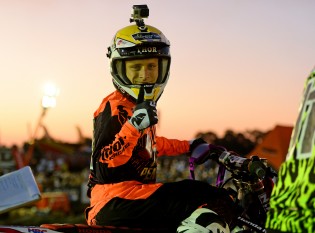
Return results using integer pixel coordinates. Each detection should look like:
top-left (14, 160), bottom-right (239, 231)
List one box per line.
top-left (117, 105), bottom-right (129, 125)
top-left (100, 136), bottom-right (130, 162)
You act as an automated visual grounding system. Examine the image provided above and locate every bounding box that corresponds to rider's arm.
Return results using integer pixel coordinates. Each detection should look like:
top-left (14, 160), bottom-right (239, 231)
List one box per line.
top-left (92, 92), bottom-right (140, 168)
top-left (156, 136), bottom-right (190, 157)
top-left (98, 121), bottom-right (141, 167)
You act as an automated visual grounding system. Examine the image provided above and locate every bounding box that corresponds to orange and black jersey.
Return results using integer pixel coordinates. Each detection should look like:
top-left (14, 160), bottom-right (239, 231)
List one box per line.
top-left (88, 90), bottom-right (190, 186)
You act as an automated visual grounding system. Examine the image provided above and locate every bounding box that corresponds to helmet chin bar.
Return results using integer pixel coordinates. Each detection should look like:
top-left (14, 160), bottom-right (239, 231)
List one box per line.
top-left (112, 79), bottom-right (161, 103)
top-left (142, 84), bottom-right (155, 101)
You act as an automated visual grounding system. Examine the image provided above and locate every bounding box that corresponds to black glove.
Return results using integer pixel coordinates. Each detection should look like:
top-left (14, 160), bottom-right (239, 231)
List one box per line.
top-left (189, 138), bottom-right (208, 165)
top-left (189, 138), bottom-right (207, 152)
top-left (190, 140), bottom-right (226, 165)
top-left (129, 101), bottom-right (158, 131)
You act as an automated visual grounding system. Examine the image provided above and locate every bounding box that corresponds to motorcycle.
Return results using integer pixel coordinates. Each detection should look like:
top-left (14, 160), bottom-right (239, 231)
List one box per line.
top-left (0, 145), bottom-right (277, 233)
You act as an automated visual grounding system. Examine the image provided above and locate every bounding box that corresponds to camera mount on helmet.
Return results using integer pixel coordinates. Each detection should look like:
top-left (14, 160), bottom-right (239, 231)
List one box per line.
top-left (130, 4), bottom-right (149, 31)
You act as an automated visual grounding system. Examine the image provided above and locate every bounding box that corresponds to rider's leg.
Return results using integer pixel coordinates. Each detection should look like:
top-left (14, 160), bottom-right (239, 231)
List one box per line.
top-left (94, 179), bottom-right (237, 229)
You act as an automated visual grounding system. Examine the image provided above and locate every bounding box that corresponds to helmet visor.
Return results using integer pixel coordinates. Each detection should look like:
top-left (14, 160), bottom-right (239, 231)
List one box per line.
top-left (113, 57), bottom-right (170, 85)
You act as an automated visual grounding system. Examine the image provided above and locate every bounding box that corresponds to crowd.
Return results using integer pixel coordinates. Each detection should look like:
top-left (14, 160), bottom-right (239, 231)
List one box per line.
top-left (33, 154), bottom-right (220, 196)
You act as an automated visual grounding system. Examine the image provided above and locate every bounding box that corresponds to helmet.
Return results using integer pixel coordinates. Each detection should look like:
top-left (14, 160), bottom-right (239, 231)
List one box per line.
top-left (107, 22), bottom-right (171, 102)
top-left (286, 67), bottom-right (315, 160)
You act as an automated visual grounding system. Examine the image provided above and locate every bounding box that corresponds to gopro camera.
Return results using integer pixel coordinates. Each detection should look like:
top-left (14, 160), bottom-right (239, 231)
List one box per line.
top-left (130, 5), bottom-right (149, 21)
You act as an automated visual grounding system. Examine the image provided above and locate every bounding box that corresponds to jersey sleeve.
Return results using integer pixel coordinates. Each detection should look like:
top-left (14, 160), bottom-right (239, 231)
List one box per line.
top-left (92, 96), bottom-right (140, 170)
top-left (155, 136), bottom-right (190, 157)
top-left (98, 121), bottom-right (141, 167)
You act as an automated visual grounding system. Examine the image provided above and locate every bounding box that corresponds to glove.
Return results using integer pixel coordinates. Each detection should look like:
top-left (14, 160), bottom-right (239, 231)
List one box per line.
top-left (189, 138), bottom-right (207, 152)
top-left (189, 138), bottom-right (208, 165)
top-left (190, 140), bottom-right (226, 165)
top-left (129, 101), bottom-right (158, 131)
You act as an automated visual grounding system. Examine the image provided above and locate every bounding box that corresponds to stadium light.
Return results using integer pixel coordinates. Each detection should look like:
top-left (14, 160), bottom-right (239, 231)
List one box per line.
top-left (31, 82), bottom-right (59, 142)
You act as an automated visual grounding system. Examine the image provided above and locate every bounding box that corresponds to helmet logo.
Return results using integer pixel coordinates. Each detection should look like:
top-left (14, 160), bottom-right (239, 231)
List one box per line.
top-left (137, 47), bottom-right (157, 54)
top-left (115, 38), bottom-right (136, 48)
top-left (132, 32), bottom-right (161, 41)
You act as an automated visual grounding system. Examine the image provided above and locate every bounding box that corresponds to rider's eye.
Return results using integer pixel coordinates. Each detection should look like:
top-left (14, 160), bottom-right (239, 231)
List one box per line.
top-left (130, 65), bottom-right (141, 71)
top-left (148, 64), bottom-right (157, 70)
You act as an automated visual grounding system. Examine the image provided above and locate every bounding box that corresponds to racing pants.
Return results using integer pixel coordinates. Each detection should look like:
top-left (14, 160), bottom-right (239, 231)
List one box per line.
top-left (94, 179), bottom-right (237, 230)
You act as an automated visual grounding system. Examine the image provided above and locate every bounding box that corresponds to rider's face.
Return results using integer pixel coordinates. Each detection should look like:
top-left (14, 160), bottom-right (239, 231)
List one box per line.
top-left (125, 58), bottom-right (159, 84)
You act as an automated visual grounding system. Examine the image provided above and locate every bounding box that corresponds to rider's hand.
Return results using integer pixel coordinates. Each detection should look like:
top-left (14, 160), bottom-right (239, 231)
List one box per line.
top-left (189, 138), bottom-right (207, 152)
top-left (129, 101), bottom-right (158, 131)
top-left (190, 141), bottom-right (226, 165)
top-left (189, 138), bottom-right (208, 165)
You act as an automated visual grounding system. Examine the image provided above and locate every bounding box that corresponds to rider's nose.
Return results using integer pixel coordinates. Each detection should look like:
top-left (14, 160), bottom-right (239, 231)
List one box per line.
top-left (139, 67), bottom-right (150, 81)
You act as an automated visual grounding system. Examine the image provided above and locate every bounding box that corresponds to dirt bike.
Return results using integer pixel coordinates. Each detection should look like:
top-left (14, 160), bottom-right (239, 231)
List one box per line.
top-left (0, 145), bottom-right (277, 233)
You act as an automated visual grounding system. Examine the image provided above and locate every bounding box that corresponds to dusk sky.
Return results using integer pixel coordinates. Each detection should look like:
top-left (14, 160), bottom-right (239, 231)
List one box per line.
top-left (0, 1), bottom-right (314, 147)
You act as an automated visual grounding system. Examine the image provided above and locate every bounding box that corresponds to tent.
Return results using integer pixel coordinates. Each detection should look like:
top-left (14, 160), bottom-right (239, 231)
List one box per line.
top-left (247, 125), bottom-right (293, 171)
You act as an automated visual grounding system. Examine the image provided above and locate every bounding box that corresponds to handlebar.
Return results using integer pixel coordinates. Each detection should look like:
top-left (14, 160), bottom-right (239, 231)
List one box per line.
top-left (219, 151), bottom-right (266, 179)
top-left (190, 143), bottom-right (276, 231)
top-left (191, 143), bottom-right (267, 180)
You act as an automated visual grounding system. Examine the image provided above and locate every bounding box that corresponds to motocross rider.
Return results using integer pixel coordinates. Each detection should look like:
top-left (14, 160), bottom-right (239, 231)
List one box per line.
top-left (265, 67), bottom-right (315, 232)
top-left (85, 5), bottom-right (237, 232)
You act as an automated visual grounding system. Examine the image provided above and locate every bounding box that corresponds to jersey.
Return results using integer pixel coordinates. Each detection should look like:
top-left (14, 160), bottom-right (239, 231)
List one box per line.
top-left (86, 90), bottom-right (190, 225)
top-left (266, 68), bottom-right (315, 232)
